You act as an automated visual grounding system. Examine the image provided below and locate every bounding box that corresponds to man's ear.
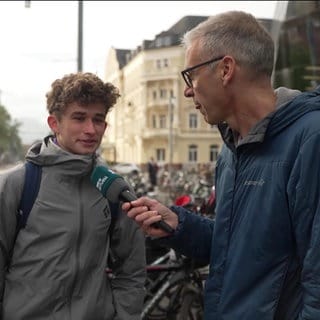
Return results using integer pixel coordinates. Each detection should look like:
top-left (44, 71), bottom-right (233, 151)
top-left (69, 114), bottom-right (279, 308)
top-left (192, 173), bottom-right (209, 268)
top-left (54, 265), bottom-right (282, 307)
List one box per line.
top-left (47, 115), bottom-right (59, 134)
top-left (220, 56), bottom-right (236, 85)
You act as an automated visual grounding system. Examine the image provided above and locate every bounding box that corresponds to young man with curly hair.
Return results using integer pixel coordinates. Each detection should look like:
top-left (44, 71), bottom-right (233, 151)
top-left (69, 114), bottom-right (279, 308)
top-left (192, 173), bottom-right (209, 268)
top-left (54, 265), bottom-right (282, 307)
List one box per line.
top-left (0, 72), bottom-right (146, 320)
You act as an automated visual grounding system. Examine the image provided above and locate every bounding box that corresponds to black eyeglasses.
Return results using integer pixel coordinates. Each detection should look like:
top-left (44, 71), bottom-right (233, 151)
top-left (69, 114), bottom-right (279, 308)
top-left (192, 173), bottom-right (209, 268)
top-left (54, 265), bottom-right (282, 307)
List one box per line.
top-left (181, 56), bottom-right (224, 88)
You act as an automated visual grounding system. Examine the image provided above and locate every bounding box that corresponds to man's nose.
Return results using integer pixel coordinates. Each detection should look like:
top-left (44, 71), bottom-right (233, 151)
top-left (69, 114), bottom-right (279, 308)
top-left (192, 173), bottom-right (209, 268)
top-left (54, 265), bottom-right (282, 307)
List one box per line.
top-left (184, 86), bottom-right (194, 98)
top-left (84, 119), bottom-right (96, 133)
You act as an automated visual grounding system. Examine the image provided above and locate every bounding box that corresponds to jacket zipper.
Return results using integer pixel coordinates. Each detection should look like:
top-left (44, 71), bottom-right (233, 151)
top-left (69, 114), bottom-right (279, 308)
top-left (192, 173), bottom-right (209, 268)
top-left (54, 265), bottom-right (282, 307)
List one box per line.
top-left (68, 177), bottom-right (84, 312)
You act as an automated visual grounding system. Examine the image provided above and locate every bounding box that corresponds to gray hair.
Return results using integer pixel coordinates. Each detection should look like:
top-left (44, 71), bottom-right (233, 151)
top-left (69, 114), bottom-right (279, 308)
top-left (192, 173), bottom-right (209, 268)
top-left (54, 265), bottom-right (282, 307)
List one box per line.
top-left (181, 11), bottom-right (275, 77)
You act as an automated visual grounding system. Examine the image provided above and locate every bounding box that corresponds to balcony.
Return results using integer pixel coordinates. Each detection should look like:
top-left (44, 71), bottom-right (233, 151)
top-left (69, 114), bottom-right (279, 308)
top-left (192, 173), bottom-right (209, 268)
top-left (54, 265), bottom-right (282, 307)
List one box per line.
top-left (141, 127), bottom-right (175, 139)
top-left (147, 99), bottom-right (170, 109)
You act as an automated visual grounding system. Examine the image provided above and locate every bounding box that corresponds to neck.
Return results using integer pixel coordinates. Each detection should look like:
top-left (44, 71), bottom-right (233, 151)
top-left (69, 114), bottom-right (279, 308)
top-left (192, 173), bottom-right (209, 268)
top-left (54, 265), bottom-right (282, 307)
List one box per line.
top-left (228, 85), bottom-right (276, 138)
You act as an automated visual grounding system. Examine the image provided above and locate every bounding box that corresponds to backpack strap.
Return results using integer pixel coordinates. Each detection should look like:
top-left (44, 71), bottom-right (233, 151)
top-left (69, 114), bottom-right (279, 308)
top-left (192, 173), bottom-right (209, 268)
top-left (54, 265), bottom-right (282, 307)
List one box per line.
top-left (8, 162), bottom-right (42, 266)
top-left (17, 162), bottom-right (42, 231)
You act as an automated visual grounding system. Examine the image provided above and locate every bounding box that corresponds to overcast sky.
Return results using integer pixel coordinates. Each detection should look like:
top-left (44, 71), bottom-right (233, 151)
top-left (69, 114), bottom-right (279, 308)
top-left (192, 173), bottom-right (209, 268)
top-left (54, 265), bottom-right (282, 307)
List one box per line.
top-left (0, 1), bottom-right (279, 143)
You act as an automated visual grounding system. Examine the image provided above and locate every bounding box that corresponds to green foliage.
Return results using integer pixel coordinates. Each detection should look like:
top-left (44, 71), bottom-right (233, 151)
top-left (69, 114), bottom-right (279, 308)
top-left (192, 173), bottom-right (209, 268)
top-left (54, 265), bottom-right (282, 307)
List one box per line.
top-left (0, 104), bottom-right (24, 164)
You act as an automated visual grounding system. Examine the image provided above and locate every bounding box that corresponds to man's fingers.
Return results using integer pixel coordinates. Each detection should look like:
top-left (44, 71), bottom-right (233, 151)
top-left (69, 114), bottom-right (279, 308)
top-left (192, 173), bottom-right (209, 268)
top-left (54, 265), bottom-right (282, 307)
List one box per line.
top-left (126, 206), bottom-right (149, 219)
top-left (136, 210), bottom-right (161, 224)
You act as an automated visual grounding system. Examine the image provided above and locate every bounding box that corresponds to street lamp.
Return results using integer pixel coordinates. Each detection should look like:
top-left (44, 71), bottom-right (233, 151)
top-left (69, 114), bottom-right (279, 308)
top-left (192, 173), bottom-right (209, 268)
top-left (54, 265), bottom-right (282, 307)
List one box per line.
top-left (77, 1), bottom-right (83, 71)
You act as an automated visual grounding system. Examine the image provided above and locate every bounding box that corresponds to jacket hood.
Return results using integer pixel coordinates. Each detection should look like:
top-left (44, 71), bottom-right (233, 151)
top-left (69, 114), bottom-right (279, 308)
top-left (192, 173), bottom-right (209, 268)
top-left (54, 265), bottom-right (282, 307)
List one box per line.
top-left (25, 135), bottom-right (101, 176)
top-left (268, 86), bottom-right (320, 137)
top-left (219, 86), bottom-right (320, 149)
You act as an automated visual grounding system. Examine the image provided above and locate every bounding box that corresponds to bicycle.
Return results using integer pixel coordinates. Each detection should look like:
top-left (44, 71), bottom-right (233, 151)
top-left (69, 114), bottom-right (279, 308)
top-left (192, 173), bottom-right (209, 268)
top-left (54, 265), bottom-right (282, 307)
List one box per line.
top-left (142, 249), bottom-right (208, 320)
top-left (106, 248), bottom-right (207, 319)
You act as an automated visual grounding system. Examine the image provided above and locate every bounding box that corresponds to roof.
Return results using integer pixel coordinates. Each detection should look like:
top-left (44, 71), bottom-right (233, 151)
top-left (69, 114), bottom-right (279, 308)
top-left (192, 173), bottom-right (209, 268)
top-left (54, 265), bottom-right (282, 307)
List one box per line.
top-left (114, 15), bottom-right (209, 67)
top-left (114, 15), bottom-right (273, 67)
top-left (115, 49), bottom-right (131, 69)
top-left (167, 15), bottom-right (208, 35)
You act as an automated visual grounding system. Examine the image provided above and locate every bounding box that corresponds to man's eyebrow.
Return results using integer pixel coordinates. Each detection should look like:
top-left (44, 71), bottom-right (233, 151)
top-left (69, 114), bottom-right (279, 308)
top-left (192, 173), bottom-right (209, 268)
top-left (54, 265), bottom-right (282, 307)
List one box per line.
top-left (94, 113), bottom-right (106, 118)
top-left (70, 111), bottom-right (105, 118)
top-left (71, 111), bottom-right (86, 116)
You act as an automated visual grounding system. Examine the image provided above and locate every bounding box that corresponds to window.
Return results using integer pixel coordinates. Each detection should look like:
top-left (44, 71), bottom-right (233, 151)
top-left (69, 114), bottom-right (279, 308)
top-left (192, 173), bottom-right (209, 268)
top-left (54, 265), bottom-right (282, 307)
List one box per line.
top-left (155, 58), bottom-right (169, 69)
top-left (156, 148), bottom-right (165, 161)
top-left (210, 145), bottom-right (219, 162)
top-left (155, 38), bottom-right (163, 47)
top-left (163, 36), bottom-right (172, 46)
top-left (152, 90), bottom-right (157, 99)
top-left (160, 89), bottom-right (167, 99)
top-left (189, 113), bottom-right (198, 128)
top-left (188, 145), bottom-right (198, 162)
top-left (152, 115), bottom-right (157, 128)
top-left (159, 115), bottom-right (166, 128)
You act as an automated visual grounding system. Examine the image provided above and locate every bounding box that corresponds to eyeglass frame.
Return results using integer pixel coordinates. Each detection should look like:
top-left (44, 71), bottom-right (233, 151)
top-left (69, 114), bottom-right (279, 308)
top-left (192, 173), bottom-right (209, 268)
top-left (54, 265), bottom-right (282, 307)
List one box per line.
top-left (181, 56), bottom-right (224, 88)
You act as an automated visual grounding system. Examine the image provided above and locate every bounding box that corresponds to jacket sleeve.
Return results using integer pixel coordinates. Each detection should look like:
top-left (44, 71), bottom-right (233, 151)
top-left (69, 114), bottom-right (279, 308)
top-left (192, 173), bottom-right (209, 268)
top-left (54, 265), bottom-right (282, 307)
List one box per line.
top-left (161, 206), bottom-right (215, 264)
top-left (0, 165), bottom-right (24, 316)
top-left (108, 207), bottom-right (146, 320)
top-left (288, 131), bottom-right (320, 319)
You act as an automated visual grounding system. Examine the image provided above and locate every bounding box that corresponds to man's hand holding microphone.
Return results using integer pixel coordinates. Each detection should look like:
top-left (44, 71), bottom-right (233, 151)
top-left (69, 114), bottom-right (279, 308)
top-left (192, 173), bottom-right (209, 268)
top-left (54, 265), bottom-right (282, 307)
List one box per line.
top-left (91, 165), bottom-right (178, 237)
top-left (122, 197), bottom-right (178, 237)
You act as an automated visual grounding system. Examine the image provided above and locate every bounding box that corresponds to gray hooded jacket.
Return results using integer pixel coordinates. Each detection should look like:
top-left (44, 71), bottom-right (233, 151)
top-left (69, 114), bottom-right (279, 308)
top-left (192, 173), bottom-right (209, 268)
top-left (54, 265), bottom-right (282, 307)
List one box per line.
top-left (0, 136), bottom-right (146, 320)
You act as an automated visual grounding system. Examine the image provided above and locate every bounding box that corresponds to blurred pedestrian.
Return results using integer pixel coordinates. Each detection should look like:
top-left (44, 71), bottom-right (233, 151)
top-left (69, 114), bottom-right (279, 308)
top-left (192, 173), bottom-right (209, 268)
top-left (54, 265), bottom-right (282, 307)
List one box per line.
top-left (147, 157), bottom-right (158, 190)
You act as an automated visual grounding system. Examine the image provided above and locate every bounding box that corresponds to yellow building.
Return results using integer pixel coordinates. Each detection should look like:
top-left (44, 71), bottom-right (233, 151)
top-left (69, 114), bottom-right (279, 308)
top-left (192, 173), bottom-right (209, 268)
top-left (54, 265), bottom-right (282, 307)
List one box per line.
top-left (102, 16), bottom-right (222, 171)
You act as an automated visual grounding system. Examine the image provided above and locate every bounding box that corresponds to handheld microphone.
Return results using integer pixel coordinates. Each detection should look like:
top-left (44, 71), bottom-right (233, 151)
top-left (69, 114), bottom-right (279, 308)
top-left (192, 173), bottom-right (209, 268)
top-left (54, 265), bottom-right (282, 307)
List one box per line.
top-left (90, 166), bottom-right (174, 234)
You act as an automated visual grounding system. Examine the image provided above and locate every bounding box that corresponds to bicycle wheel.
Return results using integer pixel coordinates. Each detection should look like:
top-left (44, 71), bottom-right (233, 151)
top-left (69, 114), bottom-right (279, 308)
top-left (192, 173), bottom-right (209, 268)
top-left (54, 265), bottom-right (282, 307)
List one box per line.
top-left (175, 290), bottom-right (204, 320)
top-left (144, 282), bottom-right (182, 320)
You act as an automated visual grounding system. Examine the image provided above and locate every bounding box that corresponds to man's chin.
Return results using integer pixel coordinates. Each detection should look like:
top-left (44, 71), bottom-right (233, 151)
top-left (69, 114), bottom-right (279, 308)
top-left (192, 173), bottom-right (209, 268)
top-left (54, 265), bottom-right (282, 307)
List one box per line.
top-left (74, 146), bottom-right (97, 155)
top-left (203, 114), bottom-right (209, 123)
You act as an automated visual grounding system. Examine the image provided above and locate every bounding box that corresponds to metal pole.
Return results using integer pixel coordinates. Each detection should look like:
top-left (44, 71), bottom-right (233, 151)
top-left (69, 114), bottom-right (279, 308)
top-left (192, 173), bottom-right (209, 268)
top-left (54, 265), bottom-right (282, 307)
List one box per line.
top-left (77, 1), bottom-right (83, 72)
top-left (168, 96), bottom-right (174, 197)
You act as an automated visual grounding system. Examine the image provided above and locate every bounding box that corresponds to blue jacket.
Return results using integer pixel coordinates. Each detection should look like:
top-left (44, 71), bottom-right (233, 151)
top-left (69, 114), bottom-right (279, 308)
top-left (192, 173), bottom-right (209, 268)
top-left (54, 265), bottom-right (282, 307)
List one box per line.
top-left (167, 86), bottom-right (320, 319)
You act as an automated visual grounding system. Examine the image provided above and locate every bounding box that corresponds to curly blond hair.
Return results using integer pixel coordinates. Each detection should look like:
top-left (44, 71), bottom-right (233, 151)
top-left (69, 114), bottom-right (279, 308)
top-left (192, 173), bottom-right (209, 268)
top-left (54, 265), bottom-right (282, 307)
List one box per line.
top-left (46, 72), bottom-right (120, 118)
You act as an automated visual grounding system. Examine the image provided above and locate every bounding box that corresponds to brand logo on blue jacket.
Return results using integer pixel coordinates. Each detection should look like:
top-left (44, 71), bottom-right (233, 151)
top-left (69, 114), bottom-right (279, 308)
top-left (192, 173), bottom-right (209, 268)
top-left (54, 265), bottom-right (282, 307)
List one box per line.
top-left (244, 179), bottom-right (265, 186)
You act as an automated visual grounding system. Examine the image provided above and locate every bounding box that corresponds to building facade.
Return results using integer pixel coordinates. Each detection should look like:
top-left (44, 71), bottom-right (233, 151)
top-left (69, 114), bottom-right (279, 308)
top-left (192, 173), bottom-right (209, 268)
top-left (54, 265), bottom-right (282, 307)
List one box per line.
top-left (102, 16), bottom-right (221, 170)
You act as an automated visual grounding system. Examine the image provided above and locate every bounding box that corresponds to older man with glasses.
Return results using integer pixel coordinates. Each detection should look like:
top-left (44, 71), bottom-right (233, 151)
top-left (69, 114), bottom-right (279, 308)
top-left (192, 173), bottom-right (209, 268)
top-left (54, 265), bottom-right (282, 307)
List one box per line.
top-left (123, 10), bottom-right (320, 320)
